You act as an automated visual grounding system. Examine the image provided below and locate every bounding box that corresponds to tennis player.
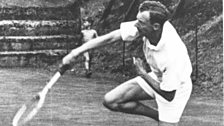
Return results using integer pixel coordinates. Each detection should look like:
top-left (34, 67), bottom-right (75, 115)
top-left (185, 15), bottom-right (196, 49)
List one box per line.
top-left (63, 1), bottom-right (192, 125)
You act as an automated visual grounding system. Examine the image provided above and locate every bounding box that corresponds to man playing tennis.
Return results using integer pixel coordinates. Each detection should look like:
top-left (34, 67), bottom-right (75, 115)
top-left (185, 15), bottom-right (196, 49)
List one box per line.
top-left (62, 1), bottom-right (192, 125)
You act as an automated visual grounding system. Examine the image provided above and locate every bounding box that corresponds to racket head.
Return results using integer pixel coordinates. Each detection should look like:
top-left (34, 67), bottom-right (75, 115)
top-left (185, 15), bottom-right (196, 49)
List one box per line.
top-left (12, 93), bottom-right (45, 126)
top-left (12, 71), bottom-right (62, 126)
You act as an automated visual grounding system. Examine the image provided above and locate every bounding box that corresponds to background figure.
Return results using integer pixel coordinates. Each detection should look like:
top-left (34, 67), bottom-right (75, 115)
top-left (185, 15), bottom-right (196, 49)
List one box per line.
top-left (81, 17), bottom-right (98, 78)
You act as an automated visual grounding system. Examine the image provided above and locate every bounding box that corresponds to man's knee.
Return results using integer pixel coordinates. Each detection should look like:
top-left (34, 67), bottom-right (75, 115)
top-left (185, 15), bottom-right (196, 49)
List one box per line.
top-left (103, 93), bottom-right (120, 111)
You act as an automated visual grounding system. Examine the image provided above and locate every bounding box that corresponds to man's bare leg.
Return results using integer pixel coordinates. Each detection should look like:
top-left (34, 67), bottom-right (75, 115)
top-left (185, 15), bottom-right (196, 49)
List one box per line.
top-left (83, 52), bottom-right (91, 77)
top-left (103, 78), bottom-right (159, 121)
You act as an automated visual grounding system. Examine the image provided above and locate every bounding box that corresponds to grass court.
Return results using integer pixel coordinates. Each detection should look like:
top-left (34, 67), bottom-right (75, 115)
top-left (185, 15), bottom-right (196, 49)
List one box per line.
top-left (0, 68), bottom-right (223, 126)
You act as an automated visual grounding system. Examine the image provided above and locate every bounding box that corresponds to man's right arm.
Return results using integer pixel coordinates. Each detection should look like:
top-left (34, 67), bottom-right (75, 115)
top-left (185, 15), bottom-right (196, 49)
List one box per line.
top-left (63, 29), bottom-right (122, 65)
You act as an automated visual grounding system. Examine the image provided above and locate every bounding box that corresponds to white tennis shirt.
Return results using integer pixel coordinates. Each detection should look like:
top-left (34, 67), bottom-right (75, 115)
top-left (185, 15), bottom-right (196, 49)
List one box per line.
top-left (120, 21), bottom-right (192, 92)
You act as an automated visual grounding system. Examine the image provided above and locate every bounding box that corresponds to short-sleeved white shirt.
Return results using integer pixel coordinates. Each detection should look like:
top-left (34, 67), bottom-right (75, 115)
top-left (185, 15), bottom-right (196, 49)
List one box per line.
top-left (120, 20), bottom-right (192, 92)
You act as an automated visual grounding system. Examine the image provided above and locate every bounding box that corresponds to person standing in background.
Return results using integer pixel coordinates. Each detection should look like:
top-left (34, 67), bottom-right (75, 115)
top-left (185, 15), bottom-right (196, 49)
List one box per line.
top-left (80, 17), bottom-right (98, 78)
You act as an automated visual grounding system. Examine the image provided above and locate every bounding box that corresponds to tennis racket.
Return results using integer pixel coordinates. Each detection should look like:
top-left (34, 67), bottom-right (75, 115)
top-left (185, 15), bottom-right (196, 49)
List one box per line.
top-left (12, 64), bottom-right (70, 126)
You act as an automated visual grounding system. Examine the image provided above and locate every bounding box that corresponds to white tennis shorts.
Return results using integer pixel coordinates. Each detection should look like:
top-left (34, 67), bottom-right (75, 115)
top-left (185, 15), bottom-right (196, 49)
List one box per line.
top-left (134, 72), bottom-right (192, 123)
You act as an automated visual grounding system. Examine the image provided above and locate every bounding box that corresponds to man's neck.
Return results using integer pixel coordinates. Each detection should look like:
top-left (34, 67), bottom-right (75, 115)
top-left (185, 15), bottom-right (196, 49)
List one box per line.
top-left (146, 30), bottom-right (162, 46)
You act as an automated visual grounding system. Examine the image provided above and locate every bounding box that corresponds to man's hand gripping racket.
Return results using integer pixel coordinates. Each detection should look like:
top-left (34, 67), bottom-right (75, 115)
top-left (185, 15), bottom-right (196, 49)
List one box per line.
top-left (12, 64), bottom-right (70, 126)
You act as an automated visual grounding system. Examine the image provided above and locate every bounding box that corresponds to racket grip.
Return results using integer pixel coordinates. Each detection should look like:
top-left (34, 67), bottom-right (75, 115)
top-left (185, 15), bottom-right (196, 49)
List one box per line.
top-left (58, 64), bottom-right (70, 75)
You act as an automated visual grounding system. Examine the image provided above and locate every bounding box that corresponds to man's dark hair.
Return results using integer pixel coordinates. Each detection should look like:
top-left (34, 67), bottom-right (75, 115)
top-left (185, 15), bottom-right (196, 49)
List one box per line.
top-left (139, 1), bottom-right (170, 26)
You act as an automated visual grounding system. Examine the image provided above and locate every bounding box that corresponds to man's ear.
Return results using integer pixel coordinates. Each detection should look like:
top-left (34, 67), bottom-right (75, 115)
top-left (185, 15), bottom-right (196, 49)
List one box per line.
top-left (153, 23), bottom-right (161, 31)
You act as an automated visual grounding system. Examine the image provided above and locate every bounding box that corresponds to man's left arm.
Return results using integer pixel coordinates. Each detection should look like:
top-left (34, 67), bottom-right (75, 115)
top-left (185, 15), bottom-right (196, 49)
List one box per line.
top-left (133, 57), bottom-right (176, 102)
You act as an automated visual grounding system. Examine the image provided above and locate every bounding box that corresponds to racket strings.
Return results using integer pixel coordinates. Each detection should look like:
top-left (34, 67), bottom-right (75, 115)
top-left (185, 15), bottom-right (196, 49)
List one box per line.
top-left (12, 72), bottom-right (62, 126)
top-left (12, 97), bottom-right (40, 126)
top-left (12, 105), bottom-right (26, 126)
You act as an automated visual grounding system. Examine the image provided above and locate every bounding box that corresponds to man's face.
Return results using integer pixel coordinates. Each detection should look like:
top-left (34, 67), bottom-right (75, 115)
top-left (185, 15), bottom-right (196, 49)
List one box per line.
top-left (135, 11), bottom-right (154, 37)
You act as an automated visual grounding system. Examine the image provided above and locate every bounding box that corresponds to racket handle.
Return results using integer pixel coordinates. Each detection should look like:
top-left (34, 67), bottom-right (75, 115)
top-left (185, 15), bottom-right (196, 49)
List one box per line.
top-left (58, 64), bottom-right (70, 75)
